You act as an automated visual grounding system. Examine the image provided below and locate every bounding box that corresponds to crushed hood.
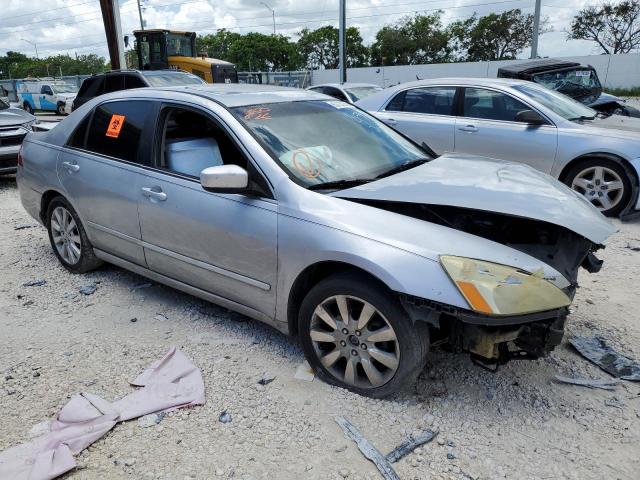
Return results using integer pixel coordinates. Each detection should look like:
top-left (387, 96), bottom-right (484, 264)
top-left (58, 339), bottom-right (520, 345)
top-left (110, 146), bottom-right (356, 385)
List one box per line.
top-left (336, 154), bottom-right (615, 244)
top-left (0, 107), bottom-right (34, 127)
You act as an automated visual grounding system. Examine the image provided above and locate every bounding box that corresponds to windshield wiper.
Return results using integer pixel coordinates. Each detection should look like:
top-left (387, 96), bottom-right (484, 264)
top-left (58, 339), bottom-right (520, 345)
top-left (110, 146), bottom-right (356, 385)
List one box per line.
top-left (374, 158), bottom-right (429, 180)
top-left (308, 178), bottom-right (373, 191)
top-left (569, 115), bottom-right (597, 121)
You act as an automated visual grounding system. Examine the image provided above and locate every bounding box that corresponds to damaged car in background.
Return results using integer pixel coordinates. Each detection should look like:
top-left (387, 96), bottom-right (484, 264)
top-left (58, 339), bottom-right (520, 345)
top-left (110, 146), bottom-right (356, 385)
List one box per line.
top-left (17, 85), bottom-right (615, 397)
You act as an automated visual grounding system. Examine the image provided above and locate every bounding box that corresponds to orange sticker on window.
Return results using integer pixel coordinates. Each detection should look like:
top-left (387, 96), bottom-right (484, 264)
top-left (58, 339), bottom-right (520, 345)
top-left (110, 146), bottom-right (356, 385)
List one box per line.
top-left (105, 114), bottom-right (126, 138)
top-left (244, 107), bottom-right (272, 120)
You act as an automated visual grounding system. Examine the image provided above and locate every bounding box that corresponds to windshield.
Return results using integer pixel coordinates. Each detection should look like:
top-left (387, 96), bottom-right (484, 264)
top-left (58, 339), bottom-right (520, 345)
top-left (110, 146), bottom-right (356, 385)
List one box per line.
top-left (532, 68), bottom-right (600, 98)
top-left (345, 86), bottom-right (383, 102)
top-left (233, 100), bottom-right (429, 188)
top-left (52, 83), bottom-right (78, 94)
top-left (513, 83), bottom-right (597, 120)
top-left (143, 72), bottom-right (205, 87)
top-left (167, 33), bottom-right (195, 57)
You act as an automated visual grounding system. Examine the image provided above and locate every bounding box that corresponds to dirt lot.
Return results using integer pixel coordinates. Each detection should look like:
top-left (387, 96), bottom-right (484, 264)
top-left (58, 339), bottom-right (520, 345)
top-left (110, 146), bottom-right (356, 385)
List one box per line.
top-left (1, 175), bottom-right (639, 480)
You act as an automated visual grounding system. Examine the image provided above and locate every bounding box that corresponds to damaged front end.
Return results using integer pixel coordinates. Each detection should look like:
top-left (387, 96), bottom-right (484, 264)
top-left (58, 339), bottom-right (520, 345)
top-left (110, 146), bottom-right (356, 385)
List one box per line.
top-left (365, 201), bottom-right (606, 369)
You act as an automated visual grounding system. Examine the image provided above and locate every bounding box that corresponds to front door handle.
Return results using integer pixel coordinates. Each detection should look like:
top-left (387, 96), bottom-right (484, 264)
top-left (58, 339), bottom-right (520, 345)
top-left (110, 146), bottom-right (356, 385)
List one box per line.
top-left (62, 161), bottom-right (80, 172)
top-left (141, 187), bottom-right (167, 202)
top-left (458, 125), bottom-right (478, 133)
top-left (386, 118), bottom-right (398, 126)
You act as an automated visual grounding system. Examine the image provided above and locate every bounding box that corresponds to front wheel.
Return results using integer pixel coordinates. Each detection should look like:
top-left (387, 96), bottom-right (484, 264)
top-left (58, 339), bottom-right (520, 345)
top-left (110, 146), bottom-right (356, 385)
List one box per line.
top-left (298, 273), bottom-right (429, 398)
top-left (564, 158), bottom-right (632, 217)
top-left (56, 103), bottom-right (66, 115)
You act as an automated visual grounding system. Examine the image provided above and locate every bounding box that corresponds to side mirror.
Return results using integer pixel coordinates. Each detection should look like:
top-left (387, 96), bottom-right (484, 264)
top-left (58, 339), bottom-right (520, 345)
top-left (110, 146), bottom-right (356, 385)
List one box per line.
top-left (514, 109), bottom-right (546, 126)
top-left (200, 164), bottom-right (248, 193)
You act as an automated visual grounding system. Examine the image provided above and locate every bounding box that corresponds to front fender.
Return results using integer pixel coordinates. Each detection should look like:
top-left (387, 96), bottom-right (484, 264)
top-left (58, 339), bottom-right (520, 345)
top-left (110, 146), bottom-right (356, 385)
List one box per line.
top-left (275, 214), bottom-right (469, 326)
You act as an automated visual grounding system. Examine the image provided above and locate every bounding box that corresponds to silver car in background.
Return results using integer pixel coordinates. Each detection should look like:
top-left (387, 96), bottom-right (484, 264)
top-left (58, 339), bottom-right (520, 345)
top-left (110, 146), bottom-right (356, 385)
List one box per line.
top-left (356, 78), bottom-right (640, 218)
top-left (307, 82), bottom-right (383, 104)
top-left (18, 85), bottom-right (614, 397)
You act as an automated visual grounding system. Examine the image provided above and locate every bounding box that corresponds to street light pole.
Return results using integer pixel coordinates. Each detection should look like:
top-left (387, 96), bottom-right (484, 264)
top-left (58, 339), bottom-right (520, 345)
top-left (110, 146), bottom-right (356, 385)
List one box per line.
top-left (20, 38), bottom-right (38, 59)
top-left (530, 0), bottom-right (541, 59)
top-left (339, 0), bottom-right (346, 83)
top-left (260, 2), bottom-right (276, 35)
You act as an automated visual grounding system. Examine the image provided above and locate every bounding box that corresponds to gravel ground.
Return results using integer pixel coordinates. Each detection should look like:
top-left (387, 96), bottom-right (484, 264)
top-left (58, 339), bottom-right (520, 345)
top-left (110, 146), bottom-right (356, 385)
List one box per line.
top-left (1, 175), bottom-right (639, 480)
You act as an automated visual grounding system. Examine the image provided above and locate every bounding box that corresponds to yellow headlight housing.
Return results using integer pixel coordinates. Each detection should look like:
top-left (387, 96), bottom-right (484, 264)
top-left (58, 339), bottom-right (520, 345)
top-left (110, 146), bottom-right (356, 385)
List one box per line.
top-left (439, 255), bottom-right (571, 316)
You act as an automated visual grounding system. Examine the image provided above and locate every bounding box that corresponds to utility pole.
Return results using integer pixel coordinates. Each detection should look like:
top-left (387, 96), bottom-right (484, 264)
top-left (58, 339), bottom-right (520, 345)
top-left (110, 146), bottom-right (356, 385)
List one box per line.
top-left (20, 38), bottom-right (39, 59)
top-left (530, 0), bottom-right (541, 59)
top-left (137, 0), bottom-right (145, 30)
top-left (261, 2), bottom-right (275, 35)
top-left (99, 0), bottom-right (126, 69)
top-left (339, 0), bottom-right (346, 83)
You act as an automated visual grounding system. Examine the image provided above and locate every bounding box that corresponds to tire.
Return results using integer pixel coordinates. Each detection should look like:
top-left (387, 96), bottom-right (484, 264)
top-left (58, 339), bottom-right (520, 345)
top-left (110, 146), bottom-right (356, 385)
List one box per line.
top-left (46, 196), bottom-right (102, 273)
top-left (564, 158), bottom-right (633, 217)
top-left (23, 102), bottom-right (33, 114)
top-left (56, 103), bottom-right (66, 115)
top-left (298, 272), bottom-right (429, 398)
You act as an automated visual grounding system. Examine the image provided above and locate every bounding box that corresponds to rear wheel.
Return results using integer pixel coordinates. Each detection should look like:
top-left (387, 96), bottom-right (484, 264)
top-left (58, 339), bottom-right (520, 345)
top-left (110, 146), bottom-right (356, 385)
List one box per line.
top-left (564, 158), bottom-right (632, 217)
top-left (298, 272), bottom-right (429, 397)
top-left (46, 197), bottom-right (102, 273)
top-left (23, 102), bottom-right (33, 114)
top-left (56, 102), bottom-right (66, 115)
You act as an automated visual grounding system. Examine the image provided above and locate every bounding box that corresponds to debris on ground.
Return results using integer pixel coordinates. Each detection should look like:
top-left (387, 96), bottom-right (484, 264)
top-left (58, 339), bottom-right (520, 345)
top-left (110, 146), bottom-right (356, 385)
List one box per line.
top-left (334, 416), bottom-right (400, 480)
top-left (570, 336), bottom-right (640, 381)
top-left (130, 317), bottom-right (138, 323)
top-left (219, 410), bottom-right (232, 424)
top-left (79, 284), bottom-right (97, 295)
top-left (22, 279), bottom-right (46, 287)
top-left (385, 429), bottom-right (438, 463)
top-left (258, 372), bottom-right (276, 385)
top-left (625, 242), bottom-right (640, 252)
top-left (605, 397), bottom-right (625, 409)
top-left (138, 412), bottom-right (166, 428)
top-left (130, 282), bottom-right (154, 291)
top-left (13, 224), bottom-right (38, 231)
top-left (294, 360), bottom-right (315, 382)
top-left (553, 375), bottom-right (620, 390)
top-left (0, 347), bottom-right (204, 480)
top-left (155, 313), bottom-right (169, 322)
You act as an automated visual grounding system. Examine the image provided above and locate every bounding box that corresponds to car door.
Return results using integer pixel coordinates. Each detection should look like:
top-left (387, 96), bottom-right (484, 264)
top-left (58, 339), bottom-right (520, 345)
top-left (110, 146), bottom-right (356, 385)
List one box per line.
top-left (137, 103), bottom-right (278, 317)
top-left (57, 99), bottom-right (157, 265)
top-left (40, 85), bottom-right (57, 112)
top-left (454, 87), bottom-right (558, 173)
top-left (374, 86), bottom-right (457, 154)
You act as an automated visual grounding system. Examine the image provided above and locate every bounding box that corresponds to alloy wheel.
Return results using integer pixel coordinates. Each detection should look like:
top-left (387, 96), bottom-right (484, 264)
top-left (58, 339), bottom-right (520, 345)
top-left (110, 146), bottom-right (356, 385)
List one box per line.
top-left (51, 206), bottom-right (82, 265)
top-left (571, 165), bottom-right (625, 212)
top-left (309, 295), bottom-right (400, 389)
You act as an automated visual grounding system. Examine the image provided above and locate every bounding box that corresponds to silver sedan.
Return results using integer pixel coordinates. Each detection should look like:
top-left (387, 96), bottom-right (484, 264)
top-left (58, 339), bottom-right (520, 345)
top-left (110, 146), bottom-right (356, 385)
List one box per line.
top-left (17, 85), bottom-right (613, 396)
top-left (356, 77), bottom-right (640, 218)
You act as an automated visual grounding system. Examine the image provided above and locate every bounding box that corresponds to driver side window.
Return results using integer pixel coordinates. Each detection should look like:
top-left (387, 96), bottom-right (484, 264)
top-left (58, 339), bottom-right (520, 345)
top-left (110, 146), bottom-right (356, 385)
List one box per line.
top-left (41, 86), bottom-right (53, 95)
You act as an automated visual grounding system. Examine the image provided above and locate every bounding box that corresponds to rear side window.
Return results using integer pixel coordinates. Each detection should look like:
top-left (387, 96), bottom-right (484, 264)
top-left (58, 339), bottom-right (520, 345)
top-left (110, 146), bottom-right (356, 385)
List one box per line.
top-left (67, 113), bottom-right (91, 148)
top-left (85, 100), bottom-right (152, 164)
top-left (78, 76), bottom-right (104, 99)
top-left (103, 75), bottom-right (124, 94)
top-left (398, 87), bottom-right (457, 115)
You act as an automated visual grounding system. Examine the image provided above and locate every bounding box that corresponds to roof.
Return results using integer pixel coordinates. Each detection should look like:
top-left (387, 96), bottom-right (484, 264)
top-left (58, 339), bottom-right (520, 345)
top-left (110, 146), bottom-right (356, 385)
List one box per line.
top-left (497, 58), bottom-right (583, 77)
top-left (157, 83), bottom-right (328, 107)
top-left (311, 82), bottom-right (381, 89)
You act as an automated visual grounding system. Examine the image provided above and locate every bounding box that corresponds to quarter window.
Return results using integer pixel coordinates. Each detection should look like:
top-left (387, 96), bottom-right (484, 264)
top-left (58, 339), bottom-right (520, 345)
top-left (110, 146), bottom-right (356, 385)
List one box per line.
top-left (85, 100), bottom-right (151, 163)
top-left (463, 88), bottom-right (532, 122)
top-left (386, 87), bottom-right (456, 116)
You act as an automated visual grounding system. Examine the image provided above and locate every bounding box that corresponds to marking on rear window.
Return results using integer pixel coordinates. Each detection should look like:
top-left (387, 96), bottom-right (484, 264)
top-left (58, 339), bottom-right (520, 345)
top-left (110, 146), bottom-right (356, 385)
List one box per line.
top-left (244, 107), bottom-right (272, 120)
top-left (106, 114), bottom-right (125, 138)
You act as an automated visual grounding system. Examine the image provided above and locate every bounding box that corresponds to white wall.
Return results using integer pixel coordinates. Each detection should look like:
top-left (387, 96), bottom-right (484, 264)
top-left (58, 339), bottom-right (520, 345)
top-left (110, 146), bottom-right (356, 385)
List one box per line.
top-left (311, 53), bottom-right (640, 89)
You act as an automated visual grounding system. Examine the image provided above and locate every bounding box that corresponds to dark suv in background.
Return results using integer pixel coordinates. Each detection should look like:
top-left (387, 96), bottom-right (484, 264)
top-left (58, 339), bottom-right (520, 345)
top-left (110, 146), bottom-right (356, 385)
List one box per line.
top-left (71, 69), bottom-right (205, 111)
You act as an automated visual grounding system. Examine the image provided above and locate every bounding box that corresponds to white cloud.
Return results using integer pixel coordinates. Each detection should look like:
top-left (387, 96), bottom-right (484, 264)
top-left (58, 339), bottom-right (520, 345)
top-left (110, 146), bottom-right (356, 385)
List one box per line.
top-left (0, 0), bottom-right (628, 61)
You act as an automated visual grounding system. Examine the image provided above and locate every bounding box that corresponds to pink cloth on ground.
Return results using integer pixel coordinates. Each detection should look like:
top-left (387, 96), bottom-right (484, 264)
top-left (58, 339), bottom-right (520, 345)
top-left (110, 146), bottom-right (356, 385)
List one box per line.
top-left (0, 347), bottom-right (205, 480)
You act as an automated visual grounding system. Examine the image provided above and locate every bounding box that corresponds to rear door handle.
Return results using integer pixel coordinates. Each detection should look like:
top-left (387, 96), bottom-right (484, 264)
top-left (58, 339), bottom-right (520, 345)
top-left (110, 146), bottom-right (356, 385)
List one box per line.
top-left (141, 187), bottom-right (167, 201)
top-left (62, 161), bottom-right (80, 172)
top-left (385, 118), bottom-right (398, 126)
top-left (458, 125), bottom-right (478, 133)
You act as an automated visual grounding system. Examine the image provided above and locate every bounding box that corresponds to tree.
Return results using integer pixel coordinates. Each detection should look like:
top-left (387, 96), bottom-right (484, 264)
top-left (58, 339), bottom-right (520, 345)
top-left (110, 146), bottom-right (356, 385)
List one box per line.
top-left (227, 33), bottom-right (302, 71)
top-left (370, 13), bottom-right (452, 66)
top-left (197, 30), bottom-right (242, 60)
top-left (450, 9), bottom-right (549, 61)
top-left (297, 26), bottom-right (369, 69)
top-left (0, 51), bottom-right (108, 79)
top-left (569, 0), bottom-right (640, 54)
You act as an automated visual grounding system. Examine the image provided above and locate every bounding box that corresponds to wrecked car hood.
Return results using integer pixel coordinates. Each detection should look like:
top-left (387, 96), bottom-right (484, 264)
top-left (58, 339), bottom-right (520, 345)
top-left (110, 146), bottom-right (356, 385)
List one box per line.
top-left (336, 154), bottom-right (615, 244)
top-left (0, 107), bottom-right (34, 127)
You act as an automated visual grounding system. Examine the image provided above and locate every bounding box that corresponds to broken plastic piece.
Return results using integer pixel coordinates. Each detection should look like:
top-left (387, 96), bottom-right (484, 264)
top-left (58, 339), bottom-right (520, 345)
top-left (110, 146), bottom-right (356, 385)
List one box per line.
top-left (385, 429), bottom-right (438, 463)
top-left (570, 336), bottom-right (640, 381)
top-left (294, 360), bottom-right (315, 382)
top-left (334, 416), bottom-right (400, 480)
top-left (553, 375), bottom-right (619, 390)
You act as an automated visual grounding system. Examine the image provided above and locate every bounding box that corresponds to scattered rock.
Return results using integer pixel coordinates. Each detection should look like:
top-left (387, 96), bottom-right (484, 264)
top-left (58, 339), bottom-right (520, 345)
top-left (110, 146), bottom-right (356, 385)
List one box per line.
top-left (219, 410), bottom-right (232, 424)
top-left (14, 224), bottom-right (38, 230)
top-left (605, 397), bottom-right (625, 409)
top-left (155, 313), bottom-right (168, 322)
top-left (258, 372), bottom-right (276, 385)
top-left (447, 452), bottom-right (457, 460)
top-left (23, 279), bottom-right (46, 287)
top-left (124, 458), bottom-right (136, 467)
top-left (138, 413), bottom-right (165, 428)
top-left (130, 317), bottom-right (138, 323)
top-left (79, 284), bottom-right (97, 295)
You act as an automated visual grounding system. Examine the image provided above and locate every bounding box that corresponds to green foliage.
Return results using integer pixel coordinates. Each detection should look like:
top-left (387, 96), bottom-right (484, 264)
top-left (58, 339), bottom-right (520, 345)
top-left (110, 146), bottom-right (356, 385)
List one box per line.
top-left (370, 13), bottom-right (452, 66)
top-left (0, 51), bottom-right (108, 79)
top-left (570, 0), bottom-right (640, 54)
top-left (449, 9), bottom-right (548, 61)
top-left (605, 86), bottom-right (640, 96)
top-left (297, 26), bottom-right (369, 69)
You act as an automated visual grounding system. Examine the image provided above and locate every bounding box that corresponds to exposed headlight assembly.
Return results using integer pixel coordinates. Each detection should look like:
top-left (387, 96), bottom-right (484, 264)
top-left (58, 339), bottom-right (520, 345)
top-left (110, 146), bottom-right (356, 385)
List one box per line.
top-left (439, 255), bottom-right (571, 316)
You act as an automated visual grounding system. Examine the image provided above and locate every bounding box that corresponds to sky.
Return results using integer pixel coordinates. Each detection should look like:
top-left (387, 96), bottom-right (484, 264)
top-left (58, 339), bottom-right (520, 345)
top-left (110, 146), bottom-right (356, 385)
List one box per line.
top-left (0, 0), bottom-right (625, 62)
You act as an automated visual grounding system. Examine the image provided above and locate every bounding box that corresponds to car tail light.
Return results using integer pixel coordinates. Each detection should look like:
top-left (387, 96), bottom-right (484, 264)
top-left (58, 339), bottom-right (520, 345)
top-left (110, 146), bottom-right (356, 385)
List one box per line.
top-left (17, 144), bottom-right (24, 167)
